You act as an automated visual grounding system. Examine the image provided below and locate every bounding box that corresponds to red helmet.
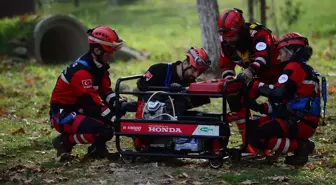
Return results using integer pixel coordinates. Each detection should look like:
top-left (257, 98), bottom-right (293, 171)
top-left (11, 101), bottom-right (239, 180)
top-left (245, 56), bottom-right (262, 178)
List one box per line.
top-left (185, 47), bottom-right (211, 73)
top-left (277, 32), bottom-right (309, 49)
top-left (87, 26), bottom-right (124, 53)
top-left (217, 8), bottom-right (245, 37)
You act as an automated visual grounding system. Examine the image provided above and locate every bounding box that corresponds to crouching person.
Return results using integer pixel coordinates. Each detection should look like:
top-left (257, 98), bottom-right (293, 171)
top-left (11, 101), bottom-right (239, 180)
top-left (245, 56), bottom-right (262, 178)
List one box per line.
top-left (137, 47), bottom-right (212, 114)
top-left (246, 33), bottom-right (323, 166)
top-left (50, 26), bottom-right (125, 161)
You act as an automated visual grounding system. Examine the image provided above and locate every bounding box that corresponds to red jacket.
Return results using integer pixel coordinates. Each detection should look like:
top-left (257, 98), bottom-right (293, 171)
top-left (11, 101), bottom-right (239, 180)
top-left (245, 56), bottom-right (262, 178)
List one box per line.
top-left (50, 54), bottom-right (115, 116)
top-left (220, 23), bottom-right (281, 84)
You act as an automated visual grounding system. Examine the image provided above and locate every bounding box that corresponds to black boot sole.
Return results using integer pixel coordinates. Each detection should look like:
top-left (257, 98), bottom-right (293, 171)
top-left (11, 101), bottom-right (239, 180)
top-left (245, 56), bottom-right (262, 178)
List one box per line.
top-left (285, 155), bottom-right (309, 166)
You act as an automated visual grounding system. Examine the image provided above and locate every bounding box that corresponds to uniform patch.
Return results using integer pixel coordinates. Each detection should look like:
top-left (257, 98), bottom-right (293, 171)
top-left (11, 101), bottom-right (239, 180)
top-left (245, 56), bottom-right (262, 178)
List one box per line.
top-left (82, 79), bottom-right (93, 88)
top-left (145, 71), bottom-right (153, 81)
top-left (256, 42), bottom-right (267, 51)
top-left (278, 74), bottom-right (289, 84)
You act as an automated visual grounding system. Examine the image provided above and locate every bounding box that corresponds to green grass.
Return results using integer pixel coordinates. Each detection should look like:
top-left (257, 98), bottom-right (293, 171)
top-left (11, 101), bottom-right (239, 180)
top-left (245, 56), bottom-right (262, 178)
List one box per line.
top-left (1, 0), bottom-right (336, 184)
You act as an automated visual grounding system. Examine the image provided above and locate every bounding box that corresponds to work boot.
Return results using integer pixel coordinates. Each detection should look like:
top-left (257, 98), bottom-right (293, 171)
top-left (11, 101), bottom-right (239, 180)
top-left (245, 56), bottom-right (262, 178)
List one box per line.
top-left (265, 152), bottom-right (281, 164)
top-left (52, 134), bottom-right (74, 162)
top-left (85, 144), bottom-right (120, 161)
top-left (285, 139), bottom-right (315, 166)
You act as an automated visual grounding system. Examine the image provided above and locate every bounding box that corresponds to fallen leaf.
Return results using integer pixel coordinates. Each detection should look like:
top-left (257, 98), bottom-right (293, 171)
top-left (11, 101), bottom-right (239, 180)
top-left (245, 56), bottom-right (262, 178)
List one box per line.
top-left (216, 180), bottom-right (229, 184)
top-left (311, 32), bottom-right (321, 39)
top-left (39, 129), bottom-right (51, 135)
top-left (23, 179), bottom-right (33, 185)
top-left (19, 114), bottom-right (30, 119)
top-left (177, 172), bottom-right (189, 179)
top-left (0, 106), bottom-right (8, 116)
top-left (55, 178), bottom-right (62, 183)
top-left (309, 164), bottom-right (317, 170)
top-left (315, 128), bottom-right (323, 134)
top-left (9, 173), bottom-right (24, 182)
top-left (241, 180), bottom-right (258, 185)
top-left (99, 180), bottom-right (108, 185)
top-left (191, 181), bottom-right (203, 185)
top-left (20, 15), bottom-right (29, 21)
top-left (178, 180), bottom-right (188, 184)
top-left (269, 176), bottom-right (289, 182)
top-left (34, 76), bottom-right (43, 81)
top-left (322, 48), bottom-right (332, 59)
top-left (109, 163), bottom-right (119, 168)
top-left (44, 179), bottom-right (55, 184)
top-left (11, 128), bottom-right (25, 135)
top-left (24, 78), bottom-right (35, 85)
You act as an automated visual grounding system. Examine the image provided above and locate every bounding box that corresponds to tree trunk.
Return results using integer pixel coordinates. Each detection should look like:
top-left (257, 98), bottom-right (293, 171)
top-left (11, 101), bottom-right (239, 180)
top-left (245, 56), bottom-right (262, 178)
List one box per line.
top-left (260, 0), bottom-right (266, 25)
top-left (247, 0), bottom-right (254, 22)
top-left (110, 0), bottom-right (118, 6)
top-left (196, 0), bottom-right (221, 76)
top-left (270, 0), bottom-right (279, 37)
top-left (74, 0), bottom-right (79, 7)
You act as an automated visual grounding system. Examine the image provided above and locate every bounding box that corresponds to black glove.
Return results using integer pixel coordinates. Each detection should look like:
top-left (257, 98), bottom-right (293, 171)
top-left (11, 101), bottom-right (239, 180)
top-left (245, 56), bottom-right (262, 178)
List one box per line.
top-left (120, 101), bottom-right (138, 115)
top-left (169, 83), bottom-right (183, 92)
top-left (237, 68), bottom-right (253, 86)
top-left (101, 107), bottom-right (117, 126)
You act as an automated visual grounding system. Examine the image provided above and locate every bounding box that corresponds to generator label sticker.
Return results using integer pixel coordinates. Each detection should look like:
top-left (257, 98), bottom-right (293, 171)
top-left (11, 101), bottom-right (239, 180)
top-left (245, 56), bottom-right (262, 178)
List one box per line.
top-left (193, 125), bottom-right (220, 136)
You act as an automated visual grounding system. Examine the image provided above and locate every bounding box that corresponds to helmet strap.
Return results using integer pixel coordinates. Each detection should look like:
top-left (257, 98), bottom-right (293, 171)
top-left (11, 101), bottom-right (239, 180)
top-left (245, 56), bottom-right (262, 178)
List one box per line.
top-left (90, 44), bottom-right (107, 64)
top-left (283, 46), bottom-right (294, 56)
top-left (181, 61), bottom-right (193, 85)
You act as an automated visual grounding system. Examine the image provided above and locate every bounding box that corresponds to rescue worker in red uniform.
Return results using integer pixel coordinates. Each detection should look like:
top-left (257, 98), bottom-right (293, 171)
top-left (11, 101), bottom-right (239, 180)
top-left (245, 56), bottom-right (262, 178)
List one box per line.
top-left (217, 8), bottom-right (282, 150)
top-left (50, 26), bottom-right (126, 161)
top-left (246, 32), bottom-right (321, 165)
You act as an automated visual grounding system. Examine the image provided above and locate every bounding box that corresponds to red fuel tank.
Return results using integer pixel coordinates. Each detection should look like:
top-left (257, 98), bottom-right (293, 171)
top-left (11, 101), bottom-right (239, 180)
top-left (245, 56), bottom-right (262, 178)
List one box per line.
top-left (187, 79), bottom-right (245, 95)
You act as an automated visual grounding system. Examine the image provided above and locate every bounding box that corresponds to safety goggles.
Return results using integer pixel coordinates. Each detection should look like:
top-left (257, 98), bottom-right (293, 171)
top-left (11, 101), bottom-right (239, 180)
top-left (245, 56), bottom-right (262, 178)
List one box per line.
top-left (88, 36), bottom-right (124, 50)
top-left (189, 48), bottom-right (211, 69)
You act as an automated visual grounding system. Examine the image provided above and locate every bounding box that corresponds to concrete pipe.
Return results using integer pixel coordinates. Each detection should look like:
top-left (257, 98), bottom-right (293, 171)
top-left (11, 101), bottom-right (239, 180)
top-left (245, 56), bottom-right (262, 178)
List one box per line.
top-left (33, 14), bottom-right (88, 63)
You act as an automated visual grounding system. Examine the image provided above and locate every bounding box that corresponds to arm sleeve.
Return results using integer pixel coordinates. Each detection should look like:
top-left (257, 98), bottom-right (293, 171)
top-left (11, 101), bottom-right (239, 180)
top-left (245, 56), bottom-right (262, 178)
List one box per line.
top-left (99, 71), bottom-right (116, 105)
top-left (249, 30), bottom-right (275, 74)
top-left (219, 39), bottom-right (237, 79)
top-left (71, 70), bottom-right (109, 115)
top-left (257, 62), bottom-right (306, 102)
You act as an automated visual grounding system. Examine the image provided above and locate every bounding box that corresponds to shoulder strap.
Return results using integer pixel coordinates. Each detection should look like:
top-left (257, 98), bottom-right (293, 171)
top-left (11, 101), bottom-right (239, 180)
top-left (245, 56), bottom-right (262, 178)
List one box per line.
top-left (249, 22), bottom-right (272, 36)
top-left (320, 75), bottom-right (327, 126)
top-left (74, 58), bottom-right (90, 70)
top-left (164, 63), bottom-right (172, 87)
top-left (314, 70), bottom-right (328, 126)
